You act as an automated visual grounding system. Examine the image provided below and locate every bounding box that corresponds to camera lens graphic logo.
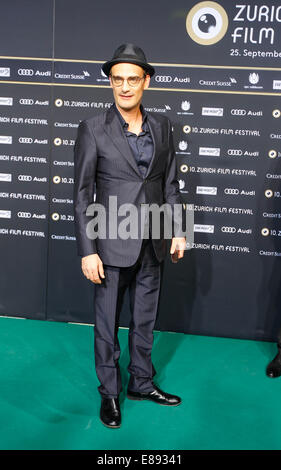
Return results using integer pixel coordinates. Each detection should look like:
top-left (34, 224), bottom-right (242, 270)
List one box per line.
top-left (186, 1), bottom-right (228, 45)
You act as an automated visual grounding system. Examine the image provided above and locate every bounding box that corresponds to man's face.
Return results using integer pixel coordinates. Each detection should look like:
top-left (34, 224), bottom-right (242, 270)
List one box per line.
top-left (109, 63), bottom-right (150, 112)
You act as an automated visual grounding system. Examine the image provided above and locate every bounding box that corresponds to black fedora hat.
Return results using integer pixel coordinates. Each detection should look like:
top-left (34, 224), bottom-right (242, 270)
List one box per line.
top-left (102, 43), bottom-right (155, 77)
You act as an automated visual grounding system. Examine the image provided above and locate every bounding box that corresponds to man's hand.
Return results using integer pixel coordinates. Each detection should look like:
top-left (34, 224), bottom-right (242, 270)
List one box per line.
top-left (81, 254), bottom-right (105, 284)
top-left (170, 237), bottom-right (186, 263)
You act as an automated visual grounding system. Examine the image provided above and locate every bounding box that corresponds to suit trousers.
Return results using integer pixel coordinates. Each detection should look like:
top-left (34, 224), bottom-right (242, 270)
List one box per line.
top-left (94, 238), bottom-right (162, 398)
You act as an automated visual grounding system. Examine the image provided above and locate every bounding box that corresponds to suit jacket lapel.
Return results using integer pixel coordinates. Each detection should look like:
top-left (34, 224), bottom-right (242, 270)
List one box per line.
top-left (146, 113), bottom-right (162, 177)
top-left (103, 105), bottom-right (164, 178)
top-left (103, 106), bottom-right (140, 176)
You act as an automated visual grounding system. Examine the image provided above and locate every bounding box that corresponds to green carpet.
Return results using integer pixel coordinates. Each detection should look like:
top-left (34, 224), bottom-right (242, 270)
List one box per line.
top-left (0, 316), bottom-right (280, 450)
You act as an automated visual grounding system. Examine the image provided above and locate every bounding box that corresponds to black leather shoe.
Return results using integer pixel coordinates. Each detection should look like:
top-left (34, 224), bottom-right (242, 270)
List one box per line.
top-left (266, 350), bottom-right (281, 378)
top-left (100, 397), bottom-right (121, 428)
top-left (127, 384), bottom-right (181, 406)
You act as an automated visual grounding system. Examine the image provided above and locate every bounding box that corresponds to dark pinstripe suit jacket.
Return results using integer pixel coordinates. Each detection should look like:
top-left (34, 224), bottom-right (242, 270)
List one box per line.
top-left (73, 104), bottom-right (184, 267)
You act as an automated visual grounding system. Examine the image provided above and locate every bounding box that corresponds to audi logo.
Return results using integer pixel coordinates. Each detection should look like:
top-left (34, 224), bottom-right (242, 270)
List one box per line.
top-left (18, 175), bottom-right (32, 181)
top-left (17, 211), bottom-right (31, 218)
top-left (19, 137), bottom-right (33, 143)
top-left (221, 226), bottom-right (236, 233)
top-left (155, 76), bottom-right (172, 83)
top-left (18, 69), bottom-right (34, 76)
top-left (19, 99), bottom-right (34, 105)
top-left (228, 149), bottom-right (243, 156)
top-left (231, 109), bottom-right (246, 116)
top-left (224, 188), bottom-right (239, 195)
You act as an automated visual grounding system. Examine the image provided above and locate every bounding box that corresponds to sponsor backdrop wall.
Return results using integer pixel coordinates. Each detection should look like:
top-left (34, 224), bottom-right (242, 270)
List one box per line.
top-left (0, 0), bottom-right (281, 340)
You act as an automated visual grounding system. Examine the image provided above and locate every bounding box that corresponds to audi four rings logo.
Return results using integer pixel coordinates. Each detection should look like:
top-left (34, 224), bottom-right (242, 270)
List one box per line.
top-left (228, 149), bottom-right (243, 156)
top-left (18, 175), bottom-right (32, 181)
top-left (221, 226), bottom-right (236, 233)
top-left (224, 188), bottom-right (239, 194)
top-left (18, 69), bottom-right (34, 76)
top-left (19, 137), bottom-right (33, 143)
top-left (155, 76), bottom-right (173, 83)
top-left (19, 99), bottom-right (34, 105)
top-left (18, 212), bottom-right (31, 218)
top-left (231, 109), bottom-right (247, 115)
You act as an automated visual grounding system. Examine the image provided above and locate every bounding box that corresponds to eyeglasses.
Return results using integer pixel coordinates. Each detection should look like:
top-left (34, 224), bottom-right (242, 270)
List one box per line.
top-left (110, 74), bottom-right (146, 87)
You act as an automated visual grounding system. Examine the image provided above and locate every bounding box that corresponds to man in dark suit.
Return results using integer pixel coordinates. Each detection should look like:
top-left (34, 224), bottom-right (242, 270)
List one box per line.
top-left (73, 44), bottom-right (186, 428)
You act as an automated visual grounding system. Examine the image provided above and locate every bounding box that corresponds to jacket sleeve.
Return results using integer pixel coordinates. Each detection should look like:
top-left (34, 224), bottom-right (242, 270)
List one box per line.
top-left (73, 120), bottom-right (98, 257)
top-left (163, 118), bottom-right (186, 238)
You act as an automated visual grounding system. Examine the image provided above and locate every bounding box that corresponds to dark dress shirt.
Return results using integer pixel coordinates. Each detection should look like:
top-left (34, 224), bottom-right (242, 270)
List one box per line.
top-left (113, 104), bottom-right (154, 177)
